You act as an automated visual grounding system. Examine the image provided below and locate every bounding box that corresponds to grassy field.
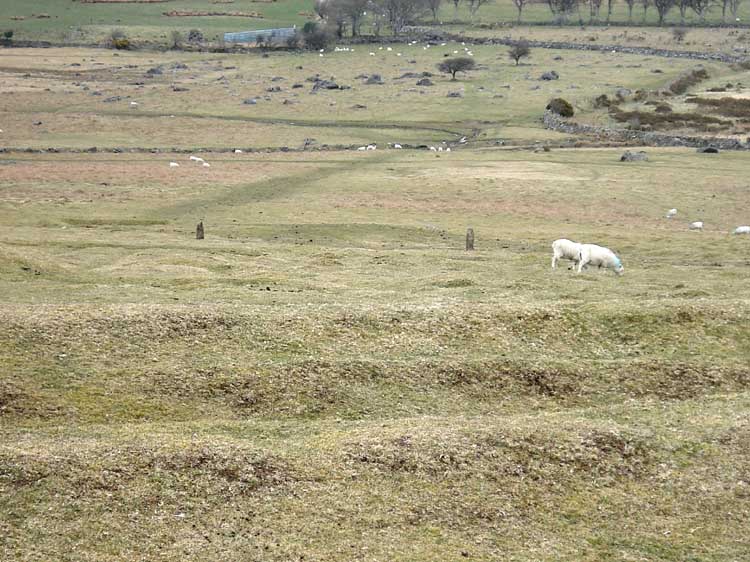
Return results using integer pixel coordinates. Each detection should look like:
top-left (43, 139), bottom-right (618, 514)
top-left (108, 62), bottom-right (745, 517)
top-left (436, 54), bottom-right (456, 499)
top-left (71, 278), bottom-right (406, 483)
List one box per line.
top-left (2, 24), bottom-right (750, 562)
top-left (2, 44), bottom-right (738, 150)
top-left (3, 145), bottom-right (750, 560)
top-left (4, 0), bottom-right (750, 44)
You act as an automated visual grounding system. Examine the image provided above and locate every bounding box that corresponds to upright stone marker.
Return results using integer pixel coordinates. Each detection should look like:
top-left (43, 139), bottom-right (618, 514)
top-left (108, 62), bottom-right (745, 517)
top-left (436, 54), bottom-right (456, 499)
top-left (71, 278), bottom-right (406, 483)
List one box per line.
top-left (196, 221), bottom-right (204, 240)
top-left (466, 228), bottom-right (474, 251)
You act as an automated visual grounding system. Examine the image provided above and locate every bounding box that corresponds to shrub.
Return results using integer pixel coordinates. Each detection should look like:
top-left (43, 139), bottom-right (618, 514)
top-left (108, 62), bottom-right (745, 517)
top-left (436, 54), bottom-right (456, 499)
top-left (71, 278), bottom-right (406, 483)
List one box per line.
top-left (508, 41), bottom-right (531, 66)
top-left (672, 28), bottom-right (687, 43)
top-left (593, 94), bottom-right (610, 108)
top-left (668, 68), bottom-right (709, 95)
top-left (547, 98), bottom-right (574, 117)
top-left (169, 30), bottom-right (182, 49)
top-left (3, 30), bottom-right (13, 40)
top-left (437, 57), bottom-right (476, 80)
top-left (106, 29), bottom-right (130, 50)
top-left (285, 32), bottom-right (301, 49)
top-left (302, 24), bottom-right (332, 51)
top-left (187, 29), bottom-right (204, 44)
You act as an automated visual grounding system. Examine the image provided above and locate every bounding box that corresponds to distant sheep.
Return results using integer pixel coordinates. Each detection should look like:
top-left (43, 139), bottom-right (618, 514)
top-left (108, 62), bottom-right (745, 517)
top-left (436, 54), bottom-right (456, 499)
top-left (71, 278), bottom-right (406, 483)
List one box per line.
top-left (234, 149), bottom-right (243, 154)
top-left (551, 238), bottom-right (582, 270)
top-left (666, 208), bottom-right (677, 218)
top-left (169, 162), bottom-right (179, 168)
top-left (366, 144), bottom-right (376, 151)
top-left (689, 221), bottom-right (704, 231)
top-left (393, 143), bottom-right (402, 149)
top-left (577, 244), bottom-right (624, 276)
top-left (733, 226), bottom-right (750, 235)
top-left (202, 162), bottom-right (210, 168)
top-left (189, 156), bottom-right (204, 163)
top-left (357, 146), bottom-right (367, 151)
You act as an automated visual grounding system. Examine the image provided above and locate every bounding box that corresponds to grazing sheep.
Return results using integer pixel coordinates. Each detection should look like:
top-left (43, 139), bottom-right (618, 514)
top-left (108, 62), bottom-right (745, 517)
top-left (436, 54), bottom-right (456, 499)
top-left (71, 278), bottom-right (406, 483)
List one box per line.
top-left (446, 147), bottom-right (451, 152)
top-left (666, 208), bottom-right (677, 218)
top-left (366, 144), bottom-right (377, 151)
top-left (393, 143), bottom-right (402, 149)
top-left (551, 238), bottom-right (583, 270)
top-left (689, 221), bottom-right (704, 231)
top-left (429, 146), bottom-right (437, 152)
top-left (130, 102), bottom-right (139, 108)
top-left (189, 156), bottom-right (204, 163)
top-left (577, 244), bottom-right (624, 275)
top-left (733, 226), bottom-right (750, 235)
top-left (234, 149), bottom-right (243, 154)
top-left (202, 162), bottom-right (210, 168)
top-left (357, 146), bottom-right (367, 151)
top-left (169, 162), bottom-right (179, 168)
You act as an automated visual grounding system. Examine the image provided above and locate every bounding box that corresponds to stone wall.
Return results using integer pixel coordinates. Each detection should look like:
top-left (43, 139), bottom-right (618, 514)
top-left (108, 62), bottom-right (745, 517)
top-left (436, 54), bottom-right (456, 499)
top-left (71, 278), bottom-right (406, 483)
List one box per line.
top-left (542, 110), bottom-right (748, 150)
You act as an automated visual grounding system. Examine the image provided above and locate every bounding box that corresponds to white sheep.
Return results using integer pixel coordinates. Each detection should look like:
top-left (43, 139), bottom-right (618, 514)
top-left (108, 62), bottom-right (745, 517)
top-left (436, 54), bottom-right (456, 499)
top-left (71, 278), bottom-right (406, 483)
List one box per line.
top-left (733, 226), bottom-right (750, 235)
top-left (577, 244), bottom-right (624, 275)
top-left (666, 208), bottom-right (677, 218)
top-left (393, 143), bottom-right (402, 149)
top-left (446, 147), bottom-right (451, 152)
top-left (689, 221), bottom-right (704, 231)
top-left (429, 146), bottom-right (437, 152)
top-left (366, 144), bottom-right (377, 151)
top-left (234, 149), bottom-right (243, 154)
top-left (189, 156), bottom-right (204, 163)
top-left (202, 162), bottom-right (210, 168)
top-left (130, 102), bottom-right (139, 108)
top-left (357, 146), bottom-right (367, 151)
top-left (169, 162), bottom-right (179, 168)
top-left (551, 238), bottom-right (582, 270)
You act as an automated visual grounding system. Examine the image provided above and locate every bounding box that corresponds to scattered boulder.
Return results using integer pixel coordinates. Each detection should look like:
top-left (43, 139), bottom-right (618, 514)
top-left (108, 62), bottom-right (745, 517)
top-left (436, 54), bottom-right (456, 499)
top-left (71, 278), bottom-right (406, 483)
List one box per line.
top-left (172, 86), bottom-right (189, 92)
top-left (620, 150), bottom-right (649, 162)
top-left (145, 66), bottom-right (163, 76)
top-left (292, 83), bottom-right (303, 89)
top-left (416, 77), bottom-right (433, 86)
top-left (312, 79), bottom-right (347, 91)
top-left (170, 62), bottom-right (188, 70)
top-left (615, 88), bottom-right (632, 100)
top-left (697, 146), bottom-right (719, 153)
top-left (267, 86), bottom-right (282, 92)
top-left (540, 70), bottom-right (559, 81)
top-left (243, 98), bottom-right (257, 105)
top-left (352, 104), bottom-right (367, 109)
top-left (271, 76), bottom-right (285, 82)
top-left (447, 91), bottom-right (463, 98)
top-left (365, 74), bottom-right (383, 85)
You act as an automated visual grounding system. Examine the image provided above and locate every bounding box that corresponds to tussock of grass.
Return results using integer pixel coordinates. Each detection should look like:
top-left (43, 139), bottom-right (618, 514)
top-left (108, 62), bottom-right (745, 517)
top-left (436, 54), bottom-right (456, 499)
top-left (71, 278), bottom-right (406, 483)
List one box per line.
top-left (686, 96), bottom-right (750, 118)
top-left (668, 67), bottom-right (710, 95)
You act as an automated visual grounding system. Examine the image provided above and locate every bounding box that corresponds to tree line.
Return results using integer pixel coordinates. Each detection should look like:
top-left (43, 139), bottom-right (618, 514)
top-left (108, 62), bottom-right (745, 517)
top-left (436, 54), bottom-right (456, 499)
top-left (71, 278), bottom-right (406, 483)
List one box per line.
top-left (313, 0), bottom-right (745, 36)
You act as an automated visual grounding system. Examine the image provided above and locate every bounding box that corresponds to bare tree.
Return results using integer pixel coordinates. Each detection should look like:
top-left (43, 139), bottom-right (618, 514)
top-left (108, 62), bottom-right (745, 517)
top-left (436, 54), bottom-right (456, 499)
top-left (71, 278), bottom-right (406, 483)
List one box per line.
top-left (511, 0), bottom-right (530, 22)
top-left (338, 0), bottom-right (370, 36)
top-left (588, 0), bottom-right (603, 22)
top-left (641, 0), bottom-right (651, 21)
top-left (451, 0), bottom-right (462, 19)
top-left (690, 0), bottom-right (714, 21)
top-left (427, 0), bottom-right (443, 21)
top-left (604, 0), bottom-right (615, 22)
top-left (624, 0), bottom-right (637, 20)
top-left (466, 0), bottom-right (493, 20)
top-left (373, 0), bottom-right (429, 33)
top-left (729, 0), bottom-right (743, 19)
top-left (437, 56), bottom-right (476, 80)
top-left (654, 0), bottom-right (675, 24)
top-left (677, 0), bottom-right (690, 22)
top-left (547, 0), bottom-right (579, 23)
top-left (508, 40), bottom-right (531, 65)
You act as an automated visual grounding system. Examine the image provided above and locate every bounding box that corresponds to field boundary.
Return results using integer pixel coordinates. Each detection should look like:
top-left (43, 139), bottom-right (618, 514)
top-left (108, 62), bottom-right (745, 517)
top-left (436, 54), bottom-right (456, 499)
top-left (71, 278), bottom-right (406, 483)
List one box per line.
top-left (542, 110), bottom-right (749, 149)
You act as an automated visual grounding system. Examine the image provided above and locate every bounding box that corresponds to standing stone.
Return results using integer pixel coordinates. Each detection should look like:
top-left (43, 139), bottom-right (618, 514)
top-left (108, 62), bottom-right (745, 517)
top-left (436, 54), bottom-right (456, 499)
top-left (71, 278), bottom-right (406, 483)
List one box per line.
top-left (196, 221), bottom-right (204, 240)
top-left (466, 228), bottom-right (474, 251)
